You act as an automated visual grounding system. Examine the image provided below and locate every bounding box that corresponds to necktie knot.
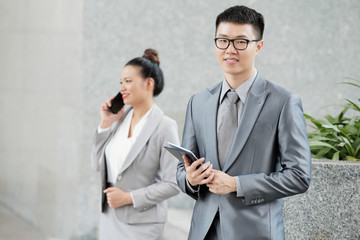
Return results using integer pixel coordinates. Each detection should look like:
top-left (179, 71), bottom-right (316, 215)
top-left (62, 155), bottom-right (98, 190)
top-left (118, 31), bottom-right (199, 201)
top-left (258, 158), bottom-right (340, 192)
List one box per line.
top-left (227, 90), bottom-right (239, 104)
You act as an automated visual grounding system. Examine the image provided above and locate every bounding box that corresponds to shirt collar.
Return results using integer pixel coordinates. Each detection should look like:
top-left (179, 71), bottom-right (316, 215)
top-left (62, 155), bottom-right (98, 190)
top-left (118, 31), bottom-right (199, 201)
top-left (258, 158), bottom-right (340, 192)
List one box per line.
top-left (219, 69), bottom-right (258, 104)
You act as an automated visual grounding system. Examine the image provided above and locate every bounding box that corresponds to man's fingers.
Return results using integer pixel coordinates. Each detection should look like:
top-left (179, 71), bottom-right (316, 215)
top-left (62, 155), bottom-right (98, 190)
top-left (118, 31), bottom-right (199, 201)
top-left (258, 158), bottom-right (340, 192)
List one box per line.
top-left (199, 162), bottom-right (212, 174)
top-left (185, 157), bottom-right (214, 186)
top-left (182, 155), bottom-right (191, 167)
top-left (202, 173), bottom-right (215, 185)
top-left (195, 160), bottom-right (209, 173)
top-left (185, 156), bottom-right (205, 169)
top-left (184, 156), bottom-right (206, 172)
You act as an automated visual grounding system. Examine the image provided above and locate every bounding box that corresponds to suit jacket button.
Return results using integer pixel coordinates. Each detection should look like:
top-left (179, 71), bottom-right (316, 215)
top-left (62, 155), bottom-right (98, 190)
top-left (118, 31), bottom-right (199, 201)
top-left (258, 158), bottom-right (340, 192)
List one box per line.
top-left (117, 175), bottom-right (122, 181)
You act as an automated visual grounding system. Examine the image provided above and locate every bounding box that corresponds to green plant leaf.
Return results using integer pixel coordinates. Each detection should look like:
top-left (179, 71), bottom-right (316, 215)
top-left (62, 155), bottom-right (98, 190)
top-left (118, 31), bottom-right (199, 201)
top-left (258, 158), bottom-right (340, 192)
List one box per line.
top-left (341, 81), bottom-right (360, 89)
top-left (308, 136), bottom-right (338, 142)
top-left (314, 147), bottom-right (331, 159)
top-left (322, 124), bottom-right (340, 132)
top-left (306, 77), bottom-right (360, 161)
top-left (347, 116), bottom-right (359, 126)
top-left (304, 114), bottom-right (325, 129)
top-left (355, 144), bottom-right (360, 158)
top-left (344, 142), bottom-right (355, 156)
top-left (325, 115), bottom-right (337, 124)
top-left (332, 151), bottom-right (340, 160)
top-left (309, 140), bottom-right (339, 151)
top-left (346, 99), bottom-right (360, 112)
top-left (345, 156), bottom-right (360, 161)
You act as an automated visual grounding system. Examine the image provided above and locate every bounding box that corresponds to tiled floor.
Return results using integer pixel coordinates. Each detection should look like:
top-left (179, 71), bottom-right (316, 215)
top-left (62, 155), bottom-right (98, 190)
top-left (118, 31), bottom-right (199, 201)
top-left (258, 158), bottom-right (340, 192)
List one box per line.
top-left (0, 203), bottom-right (192, 240)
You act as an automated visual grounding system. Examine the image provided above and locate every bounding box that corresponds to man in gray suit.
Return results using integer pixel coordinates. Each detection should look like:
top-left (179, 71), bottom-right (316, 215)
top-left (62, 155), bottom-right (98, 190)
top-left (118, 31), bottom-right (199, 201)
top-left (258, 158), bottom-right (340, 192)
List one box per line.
top-left (176, 5), bottom-right (311, 240)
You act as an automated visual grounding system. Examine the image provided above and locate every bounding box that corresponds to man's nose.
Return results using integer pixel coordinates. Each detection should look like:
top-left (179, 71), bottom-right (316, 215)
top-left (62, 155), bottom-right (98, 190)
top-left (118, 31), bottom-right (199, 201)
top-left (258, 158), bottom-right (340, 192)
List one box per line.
top-left (226, 41), bottom-right (237, 53)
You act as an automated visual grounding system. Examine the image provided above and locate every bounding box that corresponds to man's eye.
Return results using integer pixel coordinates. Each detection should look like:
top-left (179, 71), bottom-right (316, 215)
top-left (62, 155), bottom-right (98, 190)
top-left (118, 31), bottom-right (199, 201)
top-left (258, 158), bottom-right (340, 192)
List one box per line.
top-left (219, 39), bottom-right (228, 43)
top-left (235, 40), bottom-right (247, 44)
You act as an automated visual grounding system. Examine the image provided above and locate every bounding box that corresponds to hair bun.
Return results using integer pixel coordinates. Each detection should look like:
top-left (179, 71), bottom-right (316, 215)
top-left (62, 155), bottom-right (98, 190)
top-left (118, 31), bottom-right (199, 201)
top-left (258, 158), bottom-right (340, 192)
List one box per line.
top-left (143, 48), bottom-right (160, 66)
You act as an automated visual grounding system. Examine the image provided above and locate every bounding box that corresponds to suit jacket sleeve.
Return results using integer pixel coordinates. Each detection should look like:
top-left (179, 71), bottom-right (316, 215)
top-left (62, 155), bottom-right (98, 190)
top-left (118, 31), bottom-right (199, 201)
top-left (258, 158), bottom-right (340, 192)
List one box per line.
top-left (238, 95), bottom-right (311, 206)
top-left (131, 118), bottom-right (181, 209)
top-left (176, 95), bottom-right (200, 200)
top-left (90, 128), bottom-right (112, 172)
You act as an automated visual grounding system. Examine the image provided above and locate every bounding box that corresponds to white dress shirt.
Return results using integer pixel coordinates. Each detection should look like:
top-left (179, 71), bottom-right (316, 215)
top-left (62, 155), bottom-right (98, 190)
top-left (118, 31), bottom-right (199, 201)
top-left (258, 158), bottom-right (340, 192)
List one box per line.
top-left (98, 106), bottom-right (154, 184)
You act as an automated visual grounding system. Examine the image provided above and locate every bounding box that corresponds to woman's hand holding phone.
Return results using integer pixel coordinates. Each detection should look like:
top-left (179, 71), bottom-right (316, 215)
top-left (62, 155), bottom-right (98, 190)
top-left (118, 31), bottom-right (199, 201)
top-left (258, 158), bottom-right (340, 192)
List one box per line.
top-left (99, 95), bottom-right (124, 129)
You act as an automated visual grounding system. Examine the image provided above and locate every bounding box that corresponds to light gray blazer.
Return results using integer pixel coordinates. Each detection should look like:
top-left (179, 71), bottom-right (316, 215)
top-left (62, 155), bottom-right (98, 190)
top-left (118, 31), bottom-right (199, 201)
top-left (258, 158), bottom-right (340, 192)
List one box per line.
top-left (177, 74), bottom-right (311, 240)
top-left (91, 104), bottom-right (180, 224)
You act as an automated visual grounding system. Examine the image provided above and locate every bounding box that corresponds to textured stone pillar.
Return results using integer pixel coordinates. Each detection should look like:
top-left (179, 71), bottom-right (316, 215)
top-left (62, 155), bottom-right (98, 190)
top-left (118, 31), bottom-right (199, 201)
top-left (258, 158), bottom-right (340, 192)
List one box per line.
top-left (283, 160), bottom-right (360, 240)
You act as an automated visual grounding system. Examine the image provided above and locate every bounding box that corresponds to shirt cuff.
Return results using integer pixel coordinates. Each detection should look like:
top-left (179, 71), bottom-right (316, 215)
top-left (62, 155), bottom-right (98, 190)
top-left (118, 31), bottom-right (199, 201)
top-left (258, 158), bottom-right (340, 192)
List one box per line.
top-left (97, 125), bottom-right (111, 133)
top-left (130, 192), bottom-right (136, 208)
top-left (235, 176), bottom-right (244, 197)
top-left (186, 178), bottom-right (199, 193)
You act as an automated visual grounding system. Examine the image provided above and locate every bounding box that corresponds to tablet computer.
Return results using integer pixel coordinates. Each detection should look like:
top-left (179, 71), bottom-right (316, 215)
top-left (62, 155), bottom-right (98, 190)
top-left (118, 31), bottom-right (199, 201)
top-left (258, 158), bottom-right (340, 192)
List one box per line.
top-left (164, 142), bottom-right (198, 164)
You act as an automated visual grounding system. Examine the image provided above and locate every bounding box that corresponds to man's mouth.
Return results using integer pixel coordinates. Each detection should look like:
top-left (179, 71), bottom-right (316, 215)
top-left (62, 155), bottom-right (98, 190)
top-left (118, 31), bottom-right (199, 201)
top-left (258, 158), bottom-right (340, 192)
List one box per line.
top-left (224, 58), bottom-right (239, 63)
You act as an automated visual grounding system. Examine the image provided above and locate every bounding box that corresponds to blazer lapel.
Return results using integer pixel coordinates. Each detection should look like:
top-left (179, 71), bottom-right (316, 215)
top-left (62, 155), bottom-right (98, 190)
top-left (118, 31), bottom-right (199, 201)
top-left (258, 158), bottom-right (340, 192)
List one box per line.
top-left (119, 105), bottom-right (163, 174)
top-left (223, 75), bottom-right (269, 171)
top-left (100, 106), bottom-right (132, 188)
top-left (204, 82), bottom-right (222, 170)
top-left (101, 105), bottom-right (132, 169)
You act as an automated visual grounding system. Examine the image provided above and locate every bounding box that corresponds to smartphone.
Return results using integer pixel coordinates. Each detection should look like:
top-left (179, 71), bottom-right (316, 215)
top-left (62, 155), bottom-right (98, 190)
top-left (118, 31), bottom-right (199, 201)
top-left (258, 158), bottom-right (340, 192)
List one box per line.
top-left (108, 92), bottom-right (124, 114)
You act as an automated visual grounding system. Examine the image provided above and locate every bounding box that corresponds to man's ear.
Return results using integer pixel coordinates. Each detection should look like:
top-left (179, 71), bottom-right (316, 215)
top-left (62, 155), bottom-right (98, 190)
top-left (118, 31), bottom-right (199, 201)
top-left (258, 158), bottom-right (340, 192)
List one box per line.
top-left (256, 40), bottom-right (264, 54)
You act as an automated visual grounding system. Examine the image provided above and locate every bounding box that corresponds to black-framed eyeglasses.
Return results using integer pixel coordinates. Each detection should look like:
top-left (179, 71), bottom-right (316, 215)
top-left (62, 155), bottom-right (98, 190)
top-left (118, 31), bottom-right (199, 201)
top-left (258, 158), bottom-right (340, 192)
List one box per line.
top-left (214, 38), bottom-right (261, 51)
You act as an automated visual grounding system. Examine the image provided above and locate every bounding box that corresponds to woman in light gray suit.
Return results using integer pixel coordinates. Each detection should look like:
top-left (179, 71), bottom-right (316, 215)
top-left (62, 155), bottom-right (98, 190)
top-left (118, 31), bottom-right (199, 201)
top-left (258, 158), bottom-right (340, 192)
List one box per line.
top-left (91, 49), bottom-right (180, 240)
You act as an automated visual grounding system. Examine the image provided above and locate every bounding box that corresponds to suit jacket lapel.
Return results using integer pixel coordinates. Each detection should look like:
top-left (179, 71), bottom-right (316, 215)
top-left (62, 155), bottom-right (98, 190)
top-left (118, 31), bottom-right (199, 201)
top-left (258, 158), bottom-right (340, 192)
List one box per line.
top-left (205, 82), bottom-right (222, 170)
top-left (100, 106), bottom-right (132, 190)
top-left (101, 106), bottom-right (132, 169)
top-left (119, 105), bottom-right (163, 174)
top-left (223, 75), bottom-right (269, 171)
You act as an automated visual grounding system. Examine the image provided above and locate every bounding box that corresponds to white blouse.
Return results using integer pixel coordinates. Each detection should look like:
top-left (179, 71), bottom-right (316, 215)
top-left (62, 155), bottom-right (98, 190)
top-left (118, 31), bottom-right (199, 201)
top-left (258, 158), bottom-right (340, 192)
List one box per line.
top-left (100, 106), bottom-right (153, 184)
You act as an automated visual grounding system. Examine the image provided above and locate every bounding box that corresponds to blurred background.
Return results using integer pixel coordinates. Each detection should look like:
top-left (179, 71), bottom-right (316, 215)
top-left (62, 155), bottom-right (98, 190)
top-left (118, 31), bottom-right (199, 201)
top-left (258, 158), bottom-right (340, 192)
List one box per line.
top-left (0, 0), bottom-right (359, 239)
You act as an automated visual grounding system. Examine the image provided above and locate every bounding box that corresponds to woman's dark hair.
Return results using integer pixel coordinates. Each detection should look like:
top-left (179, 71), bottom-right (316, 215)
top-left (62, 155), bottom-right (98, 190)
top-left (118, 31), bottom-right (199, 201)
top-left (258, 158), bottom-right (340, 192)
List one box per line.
top-left (125, 49), bottom-right (164, 96)
top-left (215, 5), bottom-right (265, 40)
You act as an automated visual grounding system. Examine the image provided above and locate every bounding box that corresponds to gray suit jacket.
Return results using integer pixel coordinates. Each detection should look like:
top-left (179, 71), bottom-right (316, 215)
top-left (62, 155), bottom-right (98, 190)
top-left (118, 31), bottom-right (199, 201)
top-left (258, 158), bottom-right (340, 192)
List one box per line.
top-left (177, 74), bottom-right (311, 240)
top-left (91, 105), bottom-right (180, 224)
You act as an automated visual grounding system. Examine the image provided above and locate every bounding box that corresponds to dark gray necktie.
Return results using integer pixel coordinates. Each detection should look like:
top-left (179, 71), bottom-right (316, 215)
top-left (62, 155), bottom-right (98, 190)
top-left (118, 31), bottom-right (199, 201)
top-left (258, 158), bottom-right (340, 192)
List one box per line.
top-left (218, 90), bottom-right (240, 169)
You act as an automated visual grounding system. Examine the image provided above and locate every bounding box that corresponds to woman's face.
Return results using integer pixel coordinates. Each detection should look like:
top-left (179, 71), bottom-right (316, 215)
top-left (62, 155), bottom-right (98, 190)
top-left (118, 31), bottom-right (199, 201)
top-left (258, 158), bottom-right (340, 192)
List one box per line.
top-left (119, 65), bottom-right (153, 107)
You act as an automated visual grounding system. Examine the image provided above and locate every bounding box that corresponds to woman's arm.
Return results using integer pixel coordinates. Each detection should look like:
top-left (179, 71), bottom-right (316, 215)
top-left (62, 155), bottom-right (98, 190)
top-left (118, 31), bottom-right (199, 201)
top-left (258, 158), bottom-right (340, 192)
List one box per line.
top-left (130, 117), bottom-right (180, 210)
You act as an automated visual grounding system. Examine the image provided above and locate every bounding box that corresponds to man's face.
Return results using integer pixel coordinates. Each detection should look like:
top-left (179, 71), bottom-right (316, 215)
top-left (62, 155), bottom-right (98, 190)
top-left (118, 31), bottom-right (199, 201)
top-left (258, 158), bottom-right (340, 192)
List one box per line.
top-left (215, 22), bottom-right (263, 80)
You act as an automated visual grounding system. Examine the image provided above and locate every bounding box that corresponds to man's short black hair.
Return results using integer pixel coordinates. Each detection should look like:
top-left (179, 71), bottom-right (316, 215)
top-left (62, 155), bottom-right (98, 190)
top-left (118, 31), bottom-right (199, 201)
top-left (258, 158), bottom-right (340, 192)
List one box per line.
top-left (215, 5), bottom-right (265, 40)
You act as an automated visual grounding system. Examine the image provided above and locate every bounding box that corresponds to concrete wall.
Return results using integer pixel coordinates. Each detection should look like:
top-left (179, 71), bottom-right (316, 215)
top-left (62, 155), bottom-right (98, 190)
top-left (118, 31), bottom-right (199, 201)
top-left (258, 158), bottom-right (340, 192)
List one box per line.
top-left (0, 0), bottom-right (359, 239)
top-left (0, 0), bottom-right (95, 239)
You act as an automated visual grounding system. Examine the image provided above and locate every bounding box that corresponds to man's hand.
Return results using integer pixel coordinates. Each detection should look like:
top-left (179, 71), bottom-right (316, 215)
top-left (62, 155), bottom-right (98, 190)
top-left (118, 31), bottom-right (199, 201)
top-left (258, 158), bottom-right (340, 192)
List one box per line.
top-left (104, 187), bottom-right (132, 208)
top-left (183, 156), bottom-right (214, 187)
top-left (206, 169), bottom-right (236, 194)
